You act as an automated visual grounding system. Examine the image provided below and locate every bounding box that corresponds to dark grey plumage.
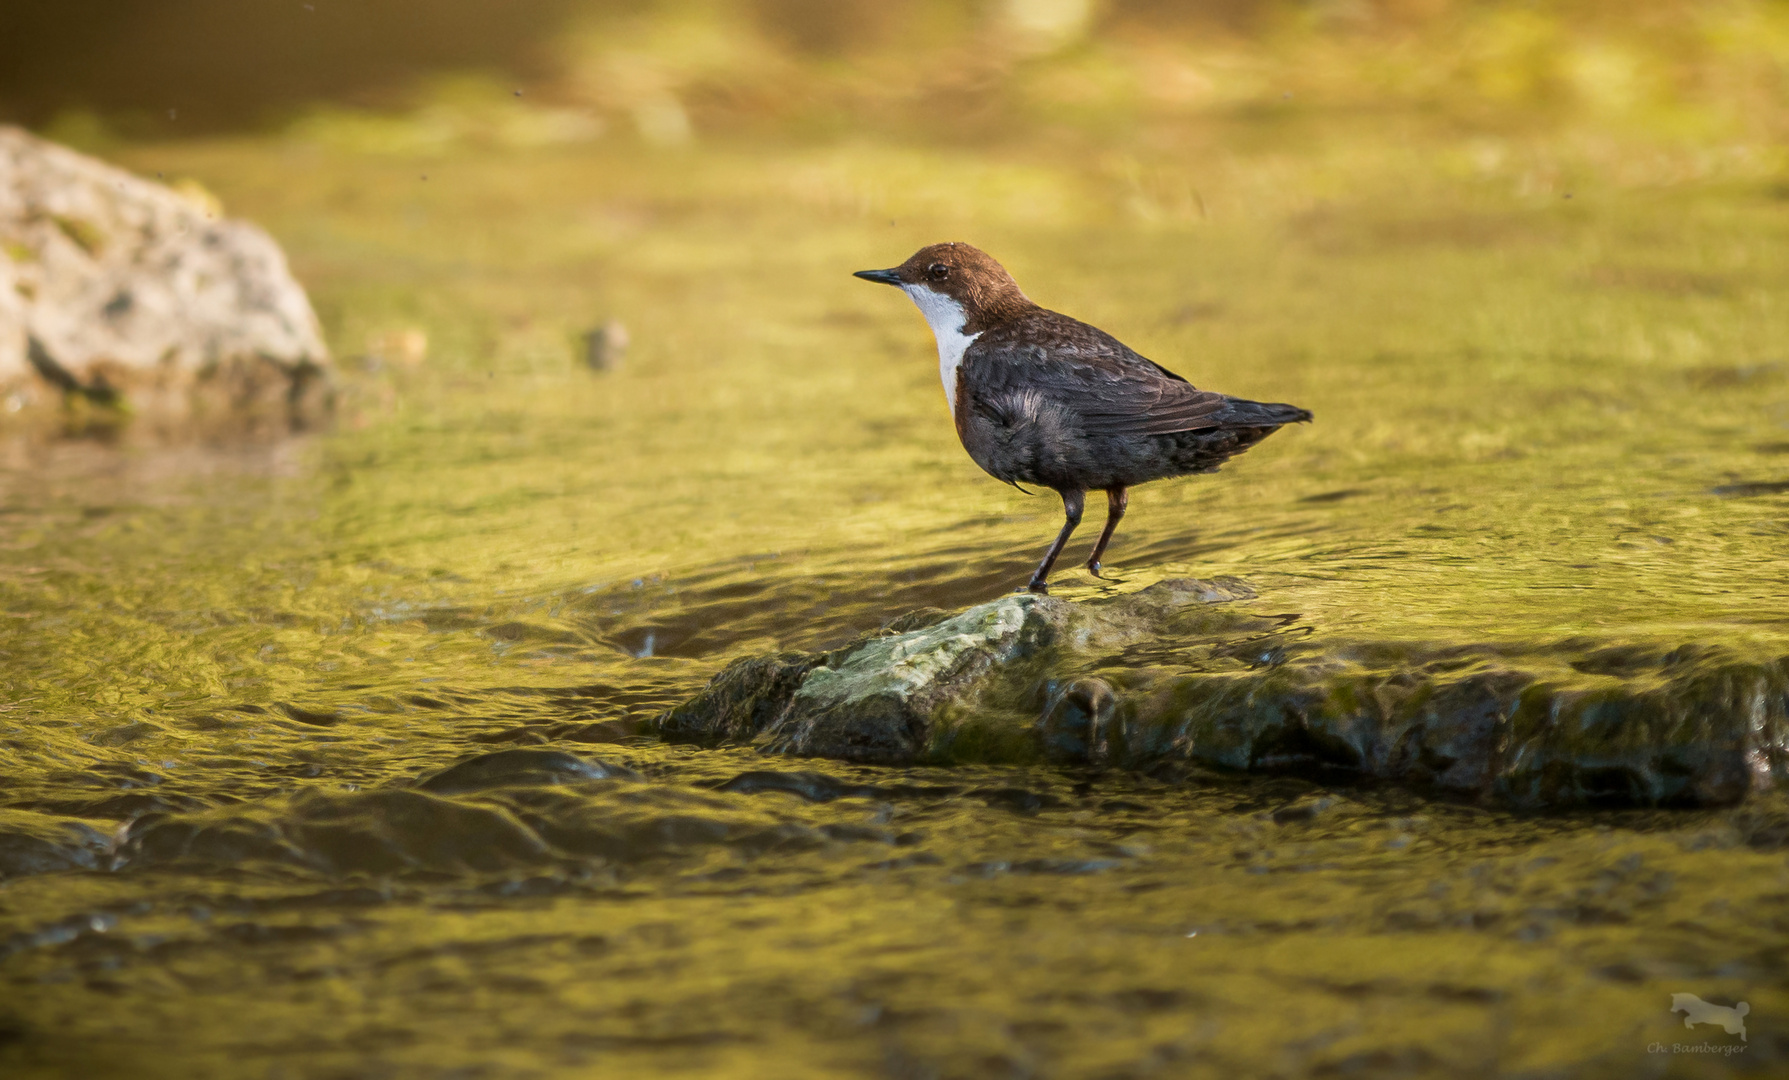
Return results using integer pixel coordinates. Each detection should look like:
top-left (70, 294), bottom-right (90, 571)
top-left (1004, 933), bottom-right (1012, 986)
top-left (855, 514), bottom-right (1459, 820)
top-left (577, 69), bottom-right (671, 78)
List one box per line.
top-left (956, 307), bottom-right (1311, 493)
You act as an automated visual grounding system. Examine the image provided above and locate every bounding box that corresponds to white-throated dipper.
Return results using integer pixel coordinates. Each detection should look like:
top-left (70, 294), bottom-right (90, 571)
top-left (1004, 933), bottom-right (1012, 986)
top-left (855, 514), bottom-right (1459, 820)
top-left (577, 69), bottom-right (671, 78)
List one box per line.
top-left (856, 242), bottom-right (1312, 593)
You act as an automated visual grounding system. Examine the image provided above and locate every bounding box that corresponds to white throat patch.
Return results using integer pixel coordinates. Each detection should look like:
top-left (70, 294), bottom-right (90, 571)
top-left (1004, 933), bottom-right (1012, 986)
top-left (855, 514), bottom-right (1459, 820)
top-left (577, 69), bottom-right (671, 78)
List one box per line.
top-left (901, 284), bottom-right (978, 415)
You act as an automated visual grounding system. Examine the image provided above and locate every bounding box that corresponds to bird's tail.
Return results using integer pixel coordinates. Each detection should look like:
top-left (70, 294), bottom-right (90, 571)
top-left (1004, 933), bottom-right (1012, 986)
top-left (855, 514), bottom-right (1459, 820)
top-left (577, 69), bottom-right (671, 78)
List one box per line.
top-left (1220, 398), bottom-right (1313, 427)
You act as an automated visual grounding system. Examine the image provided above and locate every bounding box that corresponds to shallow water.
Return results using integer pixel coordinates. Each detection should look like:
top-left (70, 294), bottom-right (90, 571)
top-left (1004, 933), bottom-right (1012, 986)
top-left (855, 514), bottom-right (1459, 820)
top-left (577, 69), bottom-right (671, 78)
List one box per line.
top-left (2, 132), bottom-right (1788, 1076)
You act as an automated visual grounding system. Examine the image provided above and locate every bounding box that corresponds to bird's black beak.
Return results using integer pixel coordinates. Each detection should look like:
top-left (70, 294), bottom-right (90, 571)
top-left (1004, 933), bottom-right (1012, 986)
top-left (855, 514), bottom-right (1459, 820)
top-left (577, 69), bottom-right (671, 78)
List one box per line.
top-left (853, 268), bottom-right (904, 287)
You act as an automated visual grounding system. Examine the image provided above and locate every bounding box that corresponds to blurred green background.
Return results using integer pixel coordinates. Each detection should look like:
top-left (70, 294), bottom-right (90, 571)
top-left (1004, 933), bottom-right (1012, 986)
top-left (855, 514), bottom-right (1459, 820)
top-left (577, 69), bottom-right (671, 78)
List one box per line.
top-left (8, 0), bottom-right (1789, 144)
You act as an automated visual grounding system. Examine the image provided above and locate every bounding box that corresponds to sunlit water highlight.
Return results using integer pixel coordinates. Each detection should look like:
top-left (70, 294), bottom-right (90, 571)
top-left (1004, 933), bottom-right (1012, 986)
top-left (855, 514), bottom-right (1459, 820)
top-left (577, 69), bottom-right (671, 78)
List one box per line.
top-left (1, 132), bottom-right (1787, 1076)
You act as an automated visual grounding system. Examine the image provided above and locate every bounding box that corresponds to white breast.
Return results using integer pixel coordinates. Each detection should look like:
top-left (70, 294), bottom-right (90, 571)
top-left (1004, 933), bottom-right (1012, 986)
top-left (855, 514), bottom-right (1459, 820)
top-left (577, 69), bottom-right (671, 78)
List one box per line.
top-left (901, 284), bottom-right (979, 415)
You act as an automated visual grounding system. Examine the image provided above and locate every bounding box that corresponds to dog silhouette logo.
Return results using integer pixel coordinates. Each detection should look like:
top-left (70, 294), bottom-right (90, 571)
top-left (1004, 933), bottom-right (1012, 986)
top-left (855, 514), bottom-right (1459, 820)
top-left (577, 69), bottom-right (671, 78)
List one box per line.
top-left (1670, 994), bottom-right (1749, 1041)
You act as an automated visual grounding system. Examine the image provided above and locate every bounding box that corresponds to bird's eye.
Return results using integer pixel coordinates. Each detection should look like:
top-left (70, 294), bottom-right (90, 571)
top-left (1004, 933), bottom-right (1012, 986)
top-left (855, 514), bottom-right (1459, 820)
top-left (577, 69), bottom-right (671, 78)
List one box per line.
top-left (927, 262), bottom-right (950, 280)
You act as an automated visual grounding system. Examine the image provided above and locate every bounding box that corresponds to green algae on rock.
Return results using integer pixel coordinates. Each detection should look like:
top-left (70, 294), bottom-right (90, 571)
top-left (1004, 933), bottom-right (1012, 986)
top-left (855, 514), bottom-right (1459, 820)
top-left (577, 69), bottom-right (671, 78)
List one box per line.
top-left (652, 580), bottom-right (1789, 809)
top-left (656, 579), bottom-right (1260, 764)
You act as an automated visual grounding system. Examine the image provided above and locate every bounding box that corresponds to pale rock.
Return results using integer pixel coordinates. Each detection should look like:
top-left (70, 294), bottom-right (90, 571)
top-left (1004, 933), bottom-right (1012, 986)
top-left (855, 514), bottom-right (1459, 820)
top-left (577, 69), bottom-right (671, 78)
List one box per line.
top-left (0, 125), bottom-right (331, 424)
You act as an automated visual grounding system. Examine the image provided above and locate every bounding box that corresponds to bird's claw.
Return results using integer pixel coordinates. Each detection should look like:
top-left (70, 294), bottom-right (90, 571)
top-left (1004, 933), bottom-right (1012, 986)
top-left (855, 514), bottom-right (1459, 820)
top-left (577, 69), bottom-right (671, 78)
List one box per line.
top-left (1087, 560), bottom-right (1103, 578)
top-left (1025, 579), bottom-right (1051, 595)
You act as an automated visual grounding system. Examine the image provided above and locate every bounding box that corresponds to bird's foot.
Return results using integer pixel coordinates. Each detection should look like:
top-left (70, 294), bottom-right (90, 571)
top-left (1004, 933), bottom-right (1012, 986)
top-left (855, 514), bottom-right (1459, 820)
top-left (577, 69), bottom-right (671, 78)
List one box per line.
top-left (1025, 578), bottom-right (1051, 595)
top-left (1087, 561), bottom-right (1128, 586)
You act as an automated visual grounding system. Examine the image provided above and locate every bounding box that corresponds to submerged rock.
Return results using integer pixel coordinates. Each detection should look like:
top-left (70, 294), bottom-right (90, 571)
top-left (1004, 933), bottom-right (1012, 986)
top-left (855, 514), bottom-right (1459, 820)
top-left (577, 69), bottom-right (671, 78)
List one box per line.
top-left (0, 809), bottom-right (110, 879)
top-left (652, 580), bottom-right (1789, 809)
top-left (0, 126), bottom-right (330, 427)
top-left (417, 748), bottom-right (638, 794)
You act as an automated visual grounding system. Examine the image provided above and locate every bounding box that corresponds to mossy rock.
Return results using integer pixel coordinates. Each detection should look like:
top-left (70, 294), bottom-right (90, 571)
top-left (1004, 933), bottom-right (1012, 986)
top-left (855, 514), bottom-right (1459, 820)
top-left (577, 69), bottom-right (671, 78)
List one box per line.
top-left (653, 578), bottom-right (1789, 809)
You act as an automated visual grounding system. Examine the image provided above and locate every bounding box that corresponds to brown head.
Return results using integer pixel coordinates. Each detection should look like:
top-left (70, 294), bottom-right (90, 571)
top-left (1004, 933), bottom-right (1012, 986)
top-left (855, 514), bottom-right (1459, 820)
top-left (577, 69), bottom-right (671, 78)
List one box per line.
top-left (854, 242), bottom-right (1034, 332)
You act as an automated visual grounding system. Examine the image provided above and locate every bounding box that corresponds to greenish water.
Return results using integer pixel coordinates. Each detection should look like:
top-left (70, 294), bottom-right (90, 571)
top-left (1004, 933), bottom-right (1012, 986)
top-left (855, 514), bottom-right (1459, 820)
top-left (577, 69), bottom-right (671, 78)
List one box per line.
top-left (2, 129), bottom-right (1787, 1076)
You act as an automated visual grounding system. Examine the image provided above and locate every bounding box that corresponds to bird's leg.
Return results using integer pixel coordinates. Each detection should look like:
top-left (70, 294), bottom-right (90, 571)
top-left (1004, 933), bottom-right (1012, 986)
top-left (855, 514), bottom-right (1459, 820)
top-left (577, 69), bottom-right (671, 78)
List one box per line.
top-left (1086, 486), bottom-right (1128, 578)
top-left (1027, 489), bottom-right (1084, 595)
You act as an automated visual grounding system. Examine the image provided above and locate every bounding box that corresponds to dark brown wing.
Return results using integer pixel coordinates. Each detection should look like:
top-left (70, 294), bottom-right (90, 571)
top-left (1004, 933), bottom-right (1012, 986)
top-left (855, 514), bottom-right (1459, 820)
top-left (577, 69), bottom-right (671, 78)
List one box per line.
top-left (967, 310), bottom-right (1290, 437)
top-left (1073, 380), bottom-right (1234, 436)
